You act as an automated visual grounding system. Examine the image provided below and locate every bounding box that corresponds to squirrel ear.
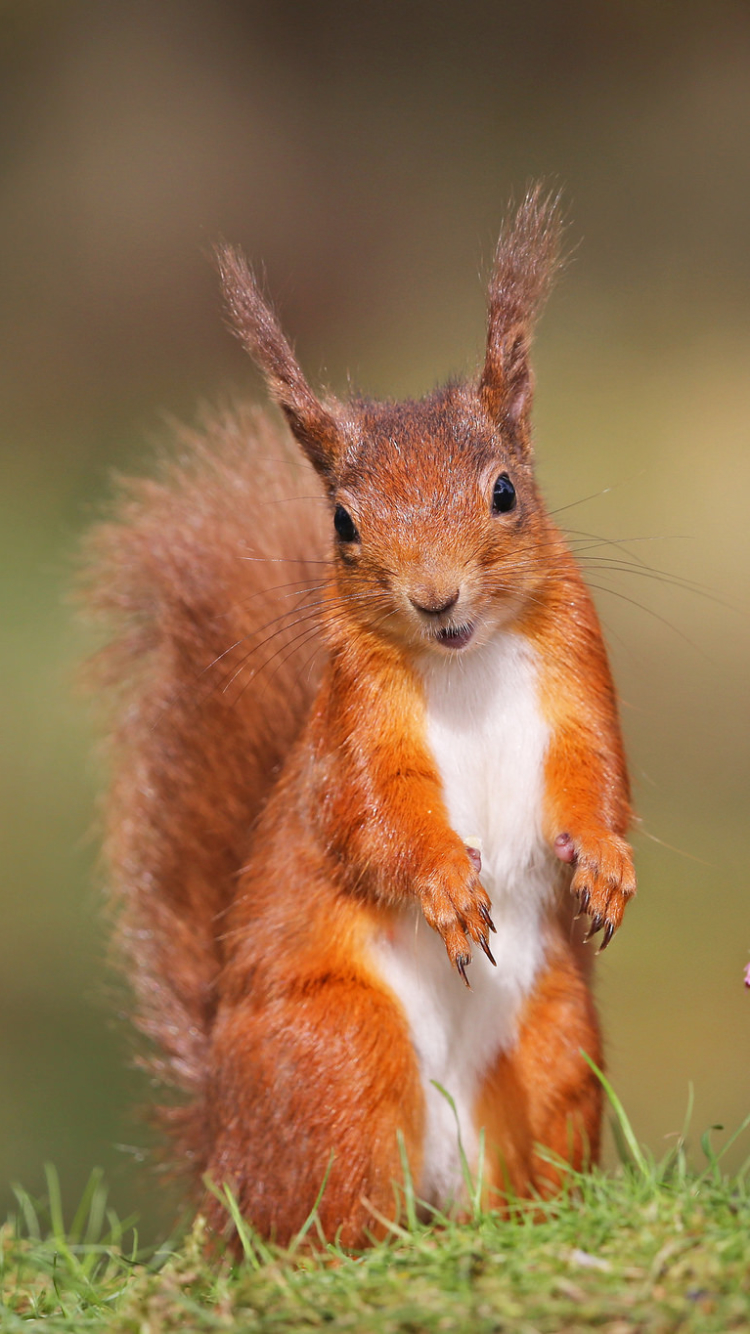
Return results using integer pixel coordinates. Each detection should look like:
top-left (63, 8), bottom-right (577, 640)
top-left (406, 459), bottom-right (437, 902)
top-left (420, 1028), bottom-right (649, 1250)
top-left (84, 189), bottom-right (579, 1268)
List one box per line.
top-left (479, 185), bottom-right (564, 442)
top-left (216, 244), bottom-right (342, 480)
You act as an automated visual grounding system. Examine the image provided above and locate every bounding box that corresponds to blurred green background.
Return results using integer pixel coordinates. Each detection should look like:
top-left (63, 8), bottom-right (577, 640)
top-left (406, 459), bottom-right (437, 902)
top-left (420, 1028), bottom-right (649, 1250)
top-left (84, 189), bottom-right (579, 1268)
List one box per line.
top-left (2, 0), bottom-right (749, 1238)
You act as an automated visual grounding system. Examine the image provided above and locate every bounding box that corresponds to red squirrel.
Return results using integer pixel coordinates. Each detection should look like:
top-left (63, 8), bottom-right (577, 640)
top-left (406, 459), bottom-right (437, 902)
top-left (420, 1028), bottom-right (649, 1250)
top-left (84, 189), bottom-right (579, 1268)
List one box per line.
top-left (85, 187), bottom-right (635, 1248)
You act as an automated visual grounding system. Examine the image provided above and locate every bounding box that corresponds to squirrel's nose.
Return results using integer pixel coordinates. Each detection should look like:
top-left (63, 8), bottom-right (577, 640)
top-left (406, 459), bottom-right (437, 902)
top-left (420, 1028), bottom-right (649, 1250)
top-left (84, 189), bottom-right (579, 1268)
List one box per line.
top-left (409, 588), bottom-right (460, 617)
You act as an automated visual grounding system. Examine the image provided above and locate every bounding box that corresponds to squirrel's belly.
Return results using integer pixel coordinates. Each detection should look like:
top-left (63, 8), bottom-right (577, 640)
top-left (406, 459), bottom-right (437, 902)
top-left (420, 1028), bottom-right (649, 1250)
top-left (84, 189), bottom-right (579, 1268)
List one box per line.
top-left (422, 629), bottom-right (552, 904)
top-left (369, 630), bottom-right (554, 1206)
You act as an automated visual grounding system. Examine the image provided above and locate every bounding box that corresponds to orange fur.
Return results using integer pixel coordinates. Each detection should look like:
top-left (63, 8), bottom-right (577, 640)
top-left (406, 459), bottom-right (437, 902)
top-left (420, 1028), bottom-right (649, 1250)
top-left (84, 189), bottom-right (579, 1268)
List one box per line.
top-left (476, 926), bottom-right (603, 1202)
top-left (84, 187), bottom-right (635, 1249)
top-left (522, 544), bottom-right (635, 944)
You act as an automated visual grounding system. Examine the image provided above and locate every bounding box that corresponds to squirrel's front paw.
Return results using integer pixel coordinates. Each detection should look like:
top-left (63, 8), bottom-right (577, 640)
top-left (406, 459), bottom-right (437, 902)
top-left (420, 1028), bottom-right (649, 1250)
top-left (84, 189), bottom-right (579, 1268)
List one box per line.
top-left (419, 847), bottom-right (496, 986)
top-left (555, 829), bottom-right (636, 950)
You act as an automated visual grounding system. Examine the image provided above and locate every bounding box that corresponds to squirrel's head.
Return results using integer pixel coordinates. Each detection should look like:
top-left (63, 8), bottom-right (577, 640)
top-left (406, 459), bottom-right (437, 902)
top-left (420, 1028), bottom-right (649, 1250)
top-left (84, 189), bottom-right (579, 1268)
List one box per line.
top-left (217, 185), bottom-right (564, 656)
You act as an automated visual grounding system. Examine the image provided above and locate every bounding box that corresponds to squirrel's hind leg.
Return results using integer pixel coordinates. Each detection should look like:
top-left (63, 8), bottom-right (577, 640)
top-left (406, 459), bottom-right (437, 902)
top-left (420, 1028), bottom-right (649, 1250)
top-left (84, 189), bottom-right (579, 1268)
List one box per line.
top-left (474, 929), bottom-right (603, 1204)
top-left (203, 977), bottom-right (424, 1249)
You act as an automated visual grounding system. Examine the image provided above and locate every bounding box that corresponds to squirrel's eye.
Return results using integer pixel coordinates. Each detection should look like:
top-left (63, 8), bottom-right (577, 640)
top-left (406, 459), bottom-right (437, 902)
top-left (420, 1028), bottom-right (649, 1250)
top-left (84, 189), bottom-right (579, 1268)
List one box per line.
top-left (334, 505), bottom-right (359, 543)
top-left (492, 473), bottom-right (516, 515)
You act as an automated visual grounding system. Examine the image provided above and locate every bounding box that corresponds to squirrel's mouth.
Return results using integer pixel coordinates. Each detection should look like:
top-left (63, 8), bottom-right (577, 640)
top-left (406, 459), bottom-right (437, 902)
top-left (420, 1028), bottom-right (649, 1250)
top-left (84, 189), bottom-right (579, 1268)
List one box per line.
top-left (434, 622), bottom-right (475, 650)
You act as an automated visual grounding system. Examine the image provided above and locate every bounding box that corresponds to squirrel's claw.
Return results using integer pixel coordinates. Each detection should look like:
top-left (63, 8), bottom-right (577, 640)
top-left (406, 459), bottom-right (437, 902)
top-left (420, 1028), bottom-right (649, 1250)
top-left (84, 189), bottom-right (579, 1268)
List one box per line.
top-left (597, 922), bottom-right (615, 953)
top-left (583, 912), bottom-right (605, 945)
top-left (568, 829), bottom-right (636, 950)
top-left (456, 954), bottom-right (472, 988)
top-left (479, 902), bottom-right (497, 934)
top-left (478, 934), bottom-right (497, 967)
top-left (419, 843), bottom-right (494, 981)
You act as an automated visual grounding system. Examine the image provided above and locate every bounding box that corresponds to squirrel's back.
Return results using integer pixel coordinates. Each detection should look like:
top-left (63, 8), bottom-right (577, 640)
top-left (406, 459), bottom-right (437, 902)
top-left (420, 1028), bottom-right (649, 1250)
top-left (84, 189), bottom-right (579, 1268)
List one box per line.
top-left (83, 404), bottom-right (328, 1162)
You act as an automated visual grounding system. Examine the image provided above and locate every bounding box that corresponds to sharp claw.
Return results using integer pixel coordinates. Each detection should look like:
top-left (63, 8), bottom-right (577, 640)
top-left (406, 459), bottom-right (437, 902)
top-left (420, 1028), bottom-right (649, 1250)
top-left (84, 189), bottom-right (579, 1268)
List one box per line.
top-left (597, 922), bottom-right (615, 953)
top-left (478, 934), bottom-right (497, 967)
top-left (579, 888), bottom-right (591, 914)
top-left (583, 913), bottom-right (604, 944)
top-left (456, 954), bottom-right (472, 988)
top-left (479, 903), bottom-right (497, 934)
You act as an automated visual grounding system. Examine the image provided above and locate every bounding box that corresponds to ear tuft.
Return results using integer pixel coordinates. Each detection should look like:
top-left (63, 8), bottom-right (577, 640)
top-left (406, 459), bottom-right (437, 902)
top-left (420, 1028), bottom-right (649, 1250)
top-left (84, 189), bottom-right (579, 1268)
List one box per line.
top-left (215, 243), bottom-right (342, 479)
top-left (479, 185), bottom-right (566, 439)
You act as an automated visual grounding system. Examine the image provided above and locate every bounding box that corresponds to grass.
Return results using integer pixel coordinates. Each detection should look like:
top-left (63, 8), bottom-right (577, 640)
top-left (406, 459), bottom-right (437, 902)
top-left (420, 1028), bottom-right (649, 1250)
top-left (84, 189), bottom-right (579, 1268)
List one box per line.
top-left (3, 1084), bottom-right (750, 1333)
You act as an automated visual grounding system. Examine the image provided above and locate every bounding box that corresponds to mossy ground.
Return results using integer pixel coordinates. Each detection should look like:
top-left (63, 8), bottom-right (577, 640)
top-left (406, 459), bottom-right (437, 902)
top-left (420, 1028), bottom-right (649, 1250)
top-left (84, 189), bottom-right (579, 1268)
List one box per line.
top-left (3, 1089), bottom-right (750, 1333)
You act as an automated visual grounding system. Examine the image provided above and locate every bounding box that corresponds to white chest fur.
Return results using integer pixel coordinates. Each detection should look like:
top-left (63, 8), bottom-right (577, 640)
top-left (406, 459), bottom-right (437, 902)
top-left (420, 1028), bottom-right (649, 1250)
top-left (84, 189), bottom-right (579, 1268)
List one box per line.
top-left (370, 630), bottom-right (554, 1205)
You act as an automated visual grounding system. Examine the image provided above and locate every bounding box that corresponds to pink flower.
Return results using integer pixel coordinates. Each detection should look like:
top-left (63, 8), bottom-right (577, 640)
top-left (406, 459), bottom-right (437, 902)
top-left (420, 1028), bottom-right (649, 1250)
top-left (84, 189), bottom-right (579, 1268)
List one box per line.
top-left (744, 963), bottom-right (750, 990)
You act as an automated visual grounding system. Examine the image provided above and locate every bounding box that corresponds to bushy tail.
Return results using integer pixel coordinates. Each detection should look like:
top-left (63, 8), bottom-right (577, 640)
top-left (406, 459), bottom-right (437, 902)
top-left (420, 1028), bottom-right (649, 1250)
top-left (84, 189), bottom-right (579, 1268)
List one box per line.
top-left (81, 405), bottom-right (328, 1162)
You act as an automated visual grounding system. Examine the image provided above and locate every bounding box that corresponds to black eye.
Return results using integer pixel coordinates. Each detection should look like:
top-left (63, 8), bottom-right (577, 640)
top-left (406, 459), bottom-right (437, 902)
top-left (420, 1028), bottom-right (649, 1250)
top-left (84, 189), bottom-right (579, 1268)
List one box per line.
top-left (492, 473), bottom-right (516, 515)
top-left (334, 504), bottom-right (359, 543)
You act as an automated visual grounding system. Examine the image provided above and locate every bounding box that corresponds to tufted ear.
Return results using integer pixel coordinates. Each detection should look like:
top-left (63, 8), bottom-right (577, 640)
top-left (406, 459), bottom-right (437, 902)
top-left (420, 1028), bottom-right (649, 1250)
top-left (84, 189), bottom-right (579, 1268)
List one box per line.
top-left (216, 243), bottom-right (343, 481)
top-left (479, 186), bottom-right (565, 447)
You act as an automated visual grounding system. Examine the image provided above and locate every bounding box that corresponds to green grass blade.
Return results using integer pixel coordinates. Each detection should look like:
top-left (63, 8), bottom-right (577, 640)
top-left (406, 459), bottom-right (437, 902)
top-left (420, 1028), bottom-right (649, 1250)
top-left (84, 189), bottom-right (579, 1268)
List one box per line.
top-left (11, 1183), bottom-right (42, 1241)
top-left (396, 1129), bottom-right (419, 1232)
top-left (699, 1124), bottom-right (725, 1181)
top-left (202, 1177), bottom-right (263, 1270)
top-left (579, 1050), bottom-right (650, 1178)
top-left (69, 1167), bottom-right (104, 1244)
top-left (43, 1165), bottom-right (90, 1284)
top-left (431, 1081), bottom-right (476, 1206)
top-left (287, 1150), bottom-right (336, 1255)
top-left (706, 1109), bottom-right (750, 1166)
top-left (44, 1164), bottom-right (66, 1243)
top-left (674, 1081), bottom-right (695, 1182)
top-left (472, 1126), bottom-right (486, 1217)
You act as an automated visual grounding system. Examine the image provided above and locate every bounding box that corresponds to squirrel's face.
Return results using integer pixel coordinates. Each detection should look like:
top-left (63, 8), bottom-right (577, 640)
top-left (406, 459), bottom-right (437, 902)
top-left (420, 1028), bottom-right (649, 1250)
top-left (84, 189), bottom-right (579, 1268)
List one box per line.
top-left (216, 187), bottom-right (565, 656)
top-left (327, 388), bottom-right (552, 656)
